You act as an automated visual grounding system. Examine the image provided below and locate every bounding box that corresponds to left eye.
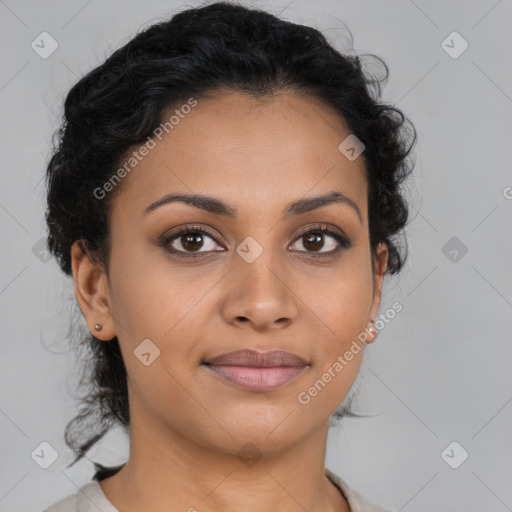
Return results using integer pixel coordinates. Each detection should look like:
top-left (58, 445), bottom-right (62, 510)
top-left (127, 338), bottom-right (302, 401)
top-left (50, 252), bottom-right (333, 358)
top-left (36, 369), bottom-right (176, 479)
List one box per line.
top-left (289, 228), bottom-right (351, 254)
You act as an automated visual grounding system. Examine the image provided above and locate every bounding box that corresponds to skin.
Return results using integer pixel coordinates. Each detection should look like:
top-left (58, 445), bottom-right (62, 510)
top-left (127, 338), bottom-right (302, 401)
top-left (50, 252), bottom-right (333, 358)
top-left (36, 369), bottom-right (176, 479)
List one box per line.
top-left (71, 90), bottom-right (388, 512)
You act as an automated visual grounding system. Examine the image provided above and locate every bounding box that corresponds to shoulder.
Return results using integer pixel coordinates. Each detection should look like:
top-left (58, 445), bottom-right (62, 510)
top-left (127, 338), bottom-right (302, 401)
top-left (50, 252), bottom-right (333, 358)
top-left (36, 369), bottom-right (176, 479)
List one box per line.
top-left (44, 467), bottom-right (389, 512)
top-left (43, 481), bottom-right (118, 512)
top-left (325, 468), bottom-right (393, 512)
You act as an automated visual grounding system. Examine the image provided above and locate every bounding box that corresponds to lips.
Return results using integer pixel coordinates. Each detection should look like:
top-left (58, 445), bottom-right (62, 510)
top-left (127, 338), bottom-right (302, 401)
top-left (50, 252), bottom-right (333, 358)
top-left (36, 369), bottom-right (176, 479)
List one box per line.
top-left (203, 349), bottom-right (308, 367)
top-left (202, 349), bottom-right (309, 392)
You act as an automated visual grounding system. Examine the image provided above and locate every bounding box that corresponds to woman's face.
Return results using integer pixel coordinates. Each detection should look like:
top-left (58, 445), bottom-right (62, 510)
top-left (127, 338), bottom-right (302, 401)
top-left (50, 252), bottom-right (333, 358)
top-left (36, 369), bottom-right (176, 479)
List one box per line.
top-left (74, 90), bottom-right (387, 458)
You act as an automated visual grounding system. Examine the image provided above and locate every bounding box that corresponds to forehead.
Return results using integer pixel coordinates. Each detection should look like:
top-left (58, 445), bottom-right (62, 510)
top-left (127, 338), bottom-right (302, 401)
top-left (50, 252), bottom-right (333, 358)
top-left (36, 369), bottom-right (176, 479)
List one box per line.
top-left (110, 91), bottom-right (368, 222)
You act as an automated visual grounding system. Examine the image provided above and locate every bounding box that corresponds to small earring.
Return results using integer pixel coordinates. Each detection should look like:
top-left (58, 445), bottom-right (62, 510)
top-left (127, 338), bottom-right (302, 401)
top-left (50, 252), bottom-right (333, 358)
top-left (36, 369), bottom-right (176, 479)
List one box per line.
top-left (368, 319), bottom-right (377, 336)
top-left (94, 323), bottom-right (103, 332)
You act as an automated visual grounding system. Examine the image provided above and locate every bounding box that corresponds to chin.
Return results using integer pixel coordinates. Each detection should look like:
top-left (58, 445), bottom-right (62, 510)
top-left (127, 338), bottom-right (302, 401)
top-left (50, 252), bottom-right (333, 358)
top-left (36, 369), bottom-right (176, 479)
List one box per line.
top-left (201, 407), bottom-right (315, 453)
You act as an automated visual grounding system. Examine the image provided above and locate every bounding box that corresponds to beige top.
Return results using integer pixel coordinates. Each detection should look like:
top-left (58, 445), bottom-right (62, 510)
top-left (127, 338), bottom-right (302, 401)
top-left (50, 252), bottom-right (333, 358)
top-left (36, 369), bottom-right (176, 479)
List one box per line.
top-left (43, 467), bottom-right (391, 512)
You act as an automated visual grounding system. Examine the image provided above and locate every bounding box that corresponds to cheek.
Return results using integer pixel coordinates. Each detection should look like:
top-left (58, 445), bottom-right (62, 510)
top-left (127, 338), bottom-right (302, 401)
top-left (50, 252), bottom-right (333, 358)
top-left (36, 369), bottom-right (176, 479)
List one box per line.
top-left (108, 247), bottom-right (201, 340)
top-left (296, 251), bottom-right (373, 402)
top-left (298, 363), bottom-right (361, 422)
top-left (297, 252), bottom-right (374, 341)
top-left (107, 251), bottom-right (212, 384)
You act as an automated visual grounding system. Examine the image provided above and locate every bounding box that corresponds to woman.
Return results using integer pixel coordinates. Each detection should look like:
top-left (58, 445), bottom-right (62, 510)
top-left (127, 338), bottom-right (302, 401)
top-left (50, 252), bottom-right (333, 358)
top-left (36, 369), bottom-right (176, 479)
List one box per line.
top-left (43, 2), bottom-right (416, 511)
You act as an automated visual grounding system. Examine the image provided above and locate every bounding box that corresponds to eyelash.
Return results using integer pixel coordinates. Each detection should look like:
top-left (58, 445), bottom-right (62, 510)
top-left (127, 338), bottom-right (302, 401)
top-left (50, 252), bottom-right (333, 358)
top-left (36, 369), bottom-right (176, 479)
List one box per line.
top-left (158, 223), bottom-right (352, 260)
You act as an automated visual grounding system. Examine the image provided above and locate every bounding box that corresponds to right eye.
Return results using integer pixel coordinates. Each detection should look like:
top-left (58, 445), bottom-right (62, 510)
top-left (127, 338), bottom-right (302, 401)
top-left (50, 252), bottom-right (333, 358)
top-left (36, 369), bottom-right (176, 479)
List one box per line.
top-left (158, 225), bottom-right (226, 258)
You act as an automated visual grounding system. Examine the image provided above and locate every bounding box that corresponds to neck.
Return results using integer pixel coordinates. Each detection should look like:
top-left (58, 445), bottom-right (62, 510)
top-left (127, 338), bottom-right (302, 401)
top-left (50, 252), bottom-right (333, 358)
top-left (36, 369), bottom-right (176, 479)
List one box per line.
top-left (99, 408), bottom-right (350, 511)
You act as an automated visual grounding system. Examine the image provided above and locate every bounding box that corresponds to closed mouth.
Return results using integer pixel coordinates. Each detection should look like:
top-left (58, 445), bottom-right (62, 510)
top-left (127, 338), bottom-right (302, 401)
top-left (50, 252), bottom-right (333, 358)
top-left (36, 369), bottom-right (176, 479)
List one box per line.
top-left (201, 349), bottom-right (309, 392)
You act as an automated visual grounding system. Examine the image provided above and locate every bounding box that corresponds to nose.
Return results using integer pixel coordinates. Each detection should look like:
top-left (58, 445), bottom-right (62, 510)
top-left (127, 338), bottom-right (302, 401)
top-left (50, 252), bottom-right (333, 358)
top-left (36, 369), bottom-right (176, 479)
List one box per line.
top-left (220, 252), bottom-right (299, 332)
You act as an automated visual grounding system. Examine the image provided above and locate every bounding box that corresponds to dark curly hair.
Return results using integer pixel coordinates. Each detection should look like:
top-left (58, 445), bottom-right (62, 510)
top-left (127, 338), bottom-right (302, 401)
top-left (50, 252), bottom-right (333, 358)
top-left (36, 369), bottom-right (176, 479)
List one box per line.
top-left (44, 1), bottom-right (416, 472)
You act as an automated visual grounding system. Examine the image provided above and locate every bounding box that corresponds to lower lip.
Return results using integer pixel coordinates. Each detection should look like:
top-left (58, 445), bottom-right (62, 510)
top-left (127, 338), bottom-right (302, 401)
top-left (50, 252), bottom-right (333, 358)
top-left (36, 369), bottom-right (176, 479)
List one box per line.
top-left (202, 364), bottom-right (307, 392)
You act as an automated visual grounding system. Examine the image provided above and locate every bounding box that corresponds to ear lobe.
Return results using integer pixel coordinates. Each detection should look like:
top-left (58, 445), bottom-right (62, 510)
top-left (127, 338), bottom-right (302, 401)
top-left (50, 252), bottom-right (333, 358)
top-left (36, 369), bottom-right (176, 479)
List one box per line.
top-left (70, 240), bottom-right (115, 340)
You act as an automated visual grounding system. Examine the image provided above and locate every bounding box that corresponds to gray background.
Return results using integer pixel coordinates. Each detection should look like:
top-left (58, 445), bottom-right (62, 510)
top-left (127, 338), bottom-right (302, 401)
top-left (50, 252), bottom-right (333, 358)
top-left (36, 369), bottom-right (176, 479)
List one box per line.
top-left (1, 0), bottom-right (511, 511)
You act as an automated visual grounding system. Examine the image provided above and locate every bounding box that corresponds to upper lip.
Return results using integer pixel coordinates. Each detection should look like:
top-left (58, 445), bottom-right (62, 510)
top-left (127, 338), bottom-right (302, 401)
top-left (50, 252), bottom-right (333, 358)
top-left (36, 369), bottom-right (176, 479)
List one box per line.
top-left (202, 349), bottom-right (309, 368)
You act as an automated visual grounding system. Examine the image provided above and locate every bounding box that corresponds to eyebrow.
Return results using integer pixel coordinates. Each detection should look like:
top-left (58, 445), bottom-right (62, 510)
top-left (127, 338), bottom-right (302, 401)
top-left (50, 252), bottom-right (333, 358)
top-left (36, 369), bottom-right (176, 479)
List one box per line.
top-left (142, 190), bottom-right (362, 224)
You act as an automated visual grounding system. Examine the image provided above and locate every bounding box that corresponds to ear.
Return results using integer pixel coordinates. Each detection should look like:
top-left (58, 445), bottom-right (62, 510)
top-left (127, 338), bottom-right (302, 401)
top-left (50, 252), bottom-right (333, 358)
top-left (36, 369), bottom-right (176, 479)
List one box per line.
top-left (365, 242), bottom-right (388, 343)
top-left (70, 240), bottom-right (116, 341)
